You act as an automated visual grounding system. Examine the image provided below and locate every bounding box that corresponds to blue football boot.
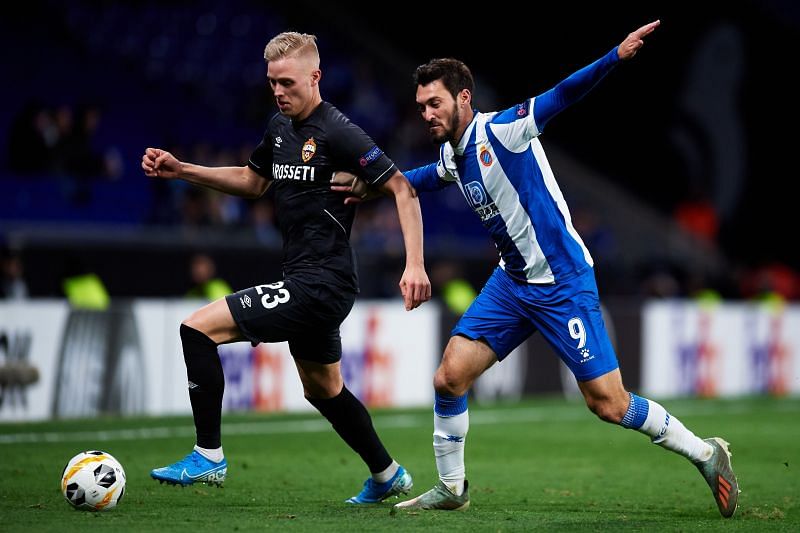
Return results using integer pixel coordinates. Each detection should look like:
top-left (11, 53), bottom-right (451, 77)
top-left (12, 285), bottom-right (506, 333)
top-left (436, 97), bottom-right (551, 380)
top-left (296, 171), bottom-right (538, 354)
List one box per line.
top-left (346, 465), bottom-right (413, 504)
top-left (151, 450), bottom-right (227, 487)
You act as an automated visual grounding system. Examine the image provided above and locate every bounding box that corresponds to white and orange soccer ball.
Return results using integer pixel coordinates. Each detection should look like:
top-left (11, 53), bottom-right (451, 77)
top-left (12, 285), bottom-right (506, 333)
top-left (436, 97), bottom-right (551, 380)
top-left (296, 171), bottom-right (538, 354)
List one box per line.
top-left (61, 450), bottom-right (126, 511)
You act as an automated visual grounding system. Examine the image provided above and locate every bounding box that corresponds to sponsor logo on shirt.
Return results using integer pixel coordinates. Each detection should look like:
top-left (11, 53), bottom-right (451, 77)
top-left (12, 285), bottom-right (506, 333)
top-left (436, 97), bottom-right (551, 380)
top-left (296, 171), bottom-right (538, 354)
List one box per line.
top-left (301, 137), bottom-right (317, 163)
top-left (464, 181), bottom-right (499, 221)
top-left (359, 146), bottom-right (383, 167)
top-left (479, 146), bottom-right (493, 167)
top-left (272, 163), bottom-right (316, 181)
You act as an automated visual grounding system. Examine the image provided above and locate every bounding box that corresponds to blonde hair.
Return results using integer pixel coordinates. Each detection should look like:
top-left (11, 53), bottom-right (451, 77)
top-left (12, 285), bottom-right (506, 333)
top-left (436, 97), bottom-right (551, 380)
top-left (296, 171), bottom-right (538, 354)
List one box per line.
top-left (264, 32), bottom-right (319, 67)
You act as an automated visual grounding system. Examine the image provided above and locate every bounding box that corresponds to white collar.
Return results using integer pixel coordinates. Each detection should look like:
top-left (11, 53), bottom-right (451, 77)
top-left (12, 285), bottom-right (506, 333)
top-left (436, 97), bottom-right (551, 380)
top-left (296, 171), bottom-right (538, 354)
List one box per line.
top-left (452, 111), bottom-right (479, 156)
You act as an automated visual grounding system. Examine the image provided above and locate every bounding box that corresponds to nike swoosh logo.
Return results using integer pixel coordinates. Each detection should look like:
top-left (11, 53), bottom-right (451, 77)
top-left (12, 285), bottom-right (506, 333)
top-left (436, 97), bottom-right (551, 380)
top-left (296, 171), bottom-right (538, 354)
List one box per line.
top-left (179, 466), bottom-right (226, 481)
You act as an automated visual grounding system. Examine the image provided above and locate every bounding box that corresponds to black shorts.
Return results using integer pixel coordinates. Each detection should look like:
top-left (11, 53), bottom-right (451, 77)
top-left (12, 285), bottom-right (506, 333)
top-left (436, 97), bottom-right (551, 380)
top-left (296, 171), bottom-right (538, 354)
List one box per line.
top-left (225, 278), bottom-right (355, 364)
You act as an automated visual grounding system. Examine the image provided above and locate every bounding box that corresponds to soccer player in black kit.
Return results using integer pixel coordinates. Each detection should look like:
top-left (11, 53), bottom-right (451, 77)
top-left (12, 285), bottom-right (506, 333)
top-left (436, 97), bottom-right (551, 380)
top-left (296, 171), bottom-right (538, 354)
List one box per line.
top-left (141, 31), bottom-right (431, 504)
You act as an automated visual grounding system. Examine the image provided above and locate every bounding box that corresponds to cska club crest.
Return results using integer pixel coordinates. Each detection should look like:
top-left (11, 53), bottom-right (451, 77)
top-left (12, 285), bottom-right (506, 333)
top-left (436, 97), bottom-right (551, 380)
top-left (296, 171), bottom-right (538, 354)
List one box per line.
top-left (301, 137), bottom-right (317, 163)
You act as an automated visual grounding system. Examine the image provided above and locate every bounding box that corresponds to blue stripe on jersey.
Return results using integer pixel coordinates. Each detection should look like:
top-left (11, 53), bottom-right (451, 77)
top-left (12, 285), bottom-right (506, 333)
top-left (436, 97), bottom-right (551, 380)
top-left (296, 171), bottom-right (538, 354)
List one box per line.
top-left (450, 111), bottom-right (591, 283)
top-left (456, 124), bottom-right (528, 280)
top-left (453, 124), bottom-right (533, 279)
top-left (485, 123), bottom-right (592, 282)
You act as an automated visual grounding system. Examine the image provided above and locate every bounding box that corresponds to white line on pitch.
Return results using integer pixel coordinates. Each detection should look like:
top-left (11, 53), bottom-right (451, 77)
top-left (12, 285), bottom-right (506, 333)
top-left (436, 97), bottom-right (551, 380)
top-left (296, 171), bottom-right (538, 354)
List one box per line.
top-left (0, 401), bottom-right (796, 444)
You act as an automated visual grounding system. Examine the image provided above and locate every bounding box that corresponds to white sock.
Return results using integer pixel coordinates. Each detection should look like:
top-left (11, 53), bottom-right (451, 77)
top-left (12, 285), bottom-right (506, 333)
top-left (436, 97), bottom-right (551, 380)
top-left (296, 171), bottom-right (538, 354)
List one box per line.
top-left (372, 460), bottom-right (399, 483)
top-left (433, 410), bottom-right (468, 495)
top-left (638, 399), bottom-right (713, 462)
top-left (194, 445), bottom-right (224, 463)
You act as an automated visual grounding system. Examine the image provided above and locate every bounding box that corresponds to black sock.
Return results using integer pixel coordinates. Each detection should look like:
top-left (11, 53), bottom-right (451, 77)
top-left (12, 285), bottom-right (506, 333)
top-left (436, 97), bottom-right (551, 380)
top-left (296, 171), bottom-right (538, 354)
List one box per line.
top-left (180, 324), bottom-right (224, 449)
top-left (307, 386), bottom-right (392, 473)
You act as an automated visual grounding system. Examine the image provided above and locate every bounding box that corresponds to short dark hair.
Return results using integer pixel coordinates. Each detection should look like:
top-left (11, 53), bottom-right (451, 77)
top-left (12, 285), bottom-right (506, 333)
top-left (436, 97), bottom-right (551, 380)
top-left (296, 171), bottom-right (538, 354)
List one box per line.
top-left (413, 58), bottom-right (474, 99)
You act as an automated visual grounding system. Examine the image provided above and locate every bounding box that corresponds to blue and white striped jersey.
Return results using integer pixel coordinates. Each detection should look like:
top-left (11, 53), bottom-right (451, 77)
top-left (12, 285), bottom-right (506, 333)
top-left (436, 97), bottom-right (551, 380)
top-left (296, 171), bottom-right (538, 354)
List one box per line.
top-left (407, 47), bottom-right (620, 284)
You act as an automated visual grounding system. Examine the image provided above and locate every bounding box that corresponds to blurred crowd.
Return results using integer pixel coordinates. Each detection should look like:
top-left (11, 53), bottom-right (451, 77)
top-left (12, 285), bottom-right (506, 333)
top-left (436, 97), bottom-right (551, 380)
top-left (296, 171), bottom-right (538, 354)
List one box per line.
top-left (8, 102), bottom-right (122, 180)
top-left (2, 1), bottom-right (799, 303)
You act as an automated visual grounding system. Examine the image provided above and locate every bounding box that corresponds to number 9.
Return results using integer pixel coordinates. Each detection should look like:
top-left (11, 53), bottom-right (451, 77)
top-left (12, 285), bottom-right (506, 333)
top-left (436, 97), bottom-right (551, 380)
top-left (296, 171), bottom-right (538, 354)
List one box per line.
top-left (568, 317), bottom-right (586, 349)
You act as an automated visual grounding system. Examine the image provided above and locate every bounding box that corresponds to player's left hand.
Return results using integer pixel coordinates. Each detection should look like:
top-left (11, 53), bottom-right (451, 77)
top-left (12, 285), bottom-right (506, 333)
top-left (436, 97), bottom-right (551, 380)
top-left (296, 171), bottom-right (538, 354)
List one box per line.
top-left (331, 171), bottom-right (368, 205)
top-left (399, 264), bottom-right (431, 311)
top-left (618, 19), bottom-right (660, 61)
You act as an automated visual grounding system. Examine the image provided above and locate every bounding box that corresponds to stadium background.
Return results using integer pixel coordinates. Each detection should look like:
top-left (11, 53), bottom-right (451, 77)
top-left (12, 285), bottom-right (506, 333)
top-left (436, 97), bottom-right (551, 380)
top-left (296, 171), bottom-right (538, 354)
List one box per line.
top-left (2, 0), bottom-right (800, 423)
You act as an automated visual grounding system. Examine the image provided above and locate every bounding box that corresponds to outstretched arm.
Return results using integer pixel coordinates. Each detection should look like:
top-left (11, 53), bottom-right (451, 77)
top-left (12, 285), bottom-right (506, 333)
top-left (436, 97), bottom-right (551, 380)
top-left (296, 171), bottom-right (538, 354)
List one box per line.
top-left (534, 20), bottom-right (660, 130)
top-left (377, 170), bottom-right (432, 310)
top-left (142, 147), bottom-right (270, 199)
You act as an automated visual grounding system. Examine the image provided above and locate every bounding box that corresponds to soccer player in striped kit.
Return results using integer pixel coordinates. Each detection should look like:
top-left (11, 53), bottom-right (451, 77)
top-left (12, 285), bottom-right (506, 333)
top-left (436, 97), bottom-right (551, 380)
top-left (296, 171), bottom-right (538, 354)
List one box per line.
top-left (334, 20), bottom-right (739, 517)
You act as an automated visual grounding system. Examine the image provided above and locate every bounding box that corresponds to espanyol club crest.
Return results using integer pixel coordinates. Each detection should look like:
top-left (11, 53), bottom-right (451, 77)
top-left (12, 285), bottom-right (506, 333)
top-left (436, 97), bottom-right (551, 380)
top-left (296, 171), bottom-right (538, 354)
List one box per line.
top-left (479, 146), bottom-right (493, 166)
top-left (301, 137), bottom-right (317, 163)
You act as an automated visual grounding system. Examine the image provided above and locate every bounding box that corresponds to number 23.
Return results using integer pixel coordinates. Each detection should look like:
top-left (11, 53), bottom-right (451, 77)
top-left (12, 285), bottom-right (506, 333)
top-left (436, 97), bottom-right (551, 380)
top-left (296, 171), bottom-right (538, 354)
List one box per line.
top-left (255, 282), bottom-right (290, 309)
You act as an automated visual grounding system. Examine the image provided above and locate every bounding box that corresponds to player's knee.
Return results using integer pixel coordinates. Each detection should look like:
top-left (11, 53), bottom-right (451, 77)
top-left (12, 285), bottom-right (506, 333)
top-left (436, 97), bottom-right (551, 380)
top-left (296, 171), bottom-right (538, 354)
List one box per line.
top-left (181, 312), bottom-right (204, 332)
top-left (179, 322), bottom-right (214, 346)
top-left (302, 376), bottom-right (343, 400)
top-left (433, 366), bottom-right (469, 396)
top-left (180, 313), bottom-right (220, 343)
top-left (586, 396), bottom-right (626, 424)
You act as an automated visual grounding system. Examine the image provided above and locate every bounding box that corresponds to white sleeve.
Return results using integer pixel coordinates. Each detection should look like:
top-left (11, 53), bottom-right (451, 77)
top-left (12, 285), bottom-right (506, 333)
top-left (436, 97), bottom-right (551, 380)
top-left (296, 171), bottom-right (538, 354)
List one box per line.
top-left (487, 98), bottom-right (539, 153)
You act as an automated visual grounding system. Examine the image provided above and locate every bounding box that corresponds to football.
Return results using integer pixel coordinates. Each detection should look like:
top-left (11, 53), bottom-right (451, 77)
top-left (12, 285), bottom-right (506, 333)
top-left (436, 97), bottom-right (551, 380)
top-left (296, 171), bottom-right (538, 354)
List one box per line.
top-left (61, 450), bottom-right (126, 511)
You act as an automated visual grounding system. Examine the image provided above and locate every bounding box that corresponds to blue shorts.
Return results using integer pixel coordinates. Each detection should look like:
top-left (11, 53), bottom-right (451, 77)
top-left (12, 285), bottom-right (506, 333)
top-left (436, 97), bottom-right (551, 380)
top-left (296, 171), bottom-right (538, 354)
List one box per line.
top-left (452, 267), bottom-right (618, 381)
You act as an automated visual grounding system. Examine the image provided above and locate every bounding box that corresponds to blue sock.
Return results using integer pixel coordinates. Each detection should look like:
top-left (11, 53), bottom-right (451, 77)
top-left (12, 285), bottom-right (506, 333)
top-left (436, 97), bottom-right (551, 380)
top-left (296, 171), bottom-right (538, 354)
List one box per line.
top-left (434, 392), bottom-right (468, 417)
top-left (620, 392), bottom-right (649, 429)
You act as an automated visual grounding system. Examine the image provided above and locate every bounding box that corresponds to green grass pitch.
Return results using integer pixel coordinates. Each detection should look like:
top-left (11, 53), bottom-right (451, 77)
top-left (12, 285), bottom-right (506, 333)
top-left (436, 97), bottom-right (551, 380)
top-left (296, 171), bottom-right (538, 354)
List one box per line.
top-left (0, 396), bottom-right (797, 532)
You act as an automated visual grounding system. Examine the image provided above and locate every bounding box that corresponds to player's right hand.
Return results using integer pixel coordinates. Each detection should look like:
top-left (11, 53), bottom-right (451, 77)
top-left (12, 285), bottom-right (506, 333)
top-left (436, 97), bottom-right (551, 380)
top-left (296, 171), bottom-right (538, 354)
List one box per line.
top-left (331, 171), bottom-right (367, 204)
top-left (142, 147), bottom-right (182, 179)
top-left (399, 264), bottom-right (432, 311)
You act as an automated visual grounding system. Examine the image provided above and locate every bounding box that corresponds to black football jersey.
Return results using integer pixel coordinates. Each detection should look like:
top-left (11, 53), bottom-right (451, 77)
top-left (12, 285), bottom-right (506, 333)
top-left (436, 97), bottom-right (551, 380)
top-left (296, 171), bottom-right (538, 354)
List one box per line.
top-left (247, 101), bottom-right (397, 292)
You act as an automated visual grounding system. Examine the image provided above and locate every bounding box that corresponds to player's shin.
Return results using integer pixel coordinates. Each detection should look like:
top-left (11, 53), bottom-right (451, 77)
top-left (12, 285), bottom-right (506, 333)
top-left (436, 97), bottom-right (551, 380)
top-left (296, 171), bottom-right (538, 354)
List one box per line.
top-left (620, 392), bottom-right (712, 462)
top-left (433, 392), bottom-right (469, 495)
top-left (307, 386), bottom-right (394, 475)
top-left (180, 324), bottom-right (225, 450)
